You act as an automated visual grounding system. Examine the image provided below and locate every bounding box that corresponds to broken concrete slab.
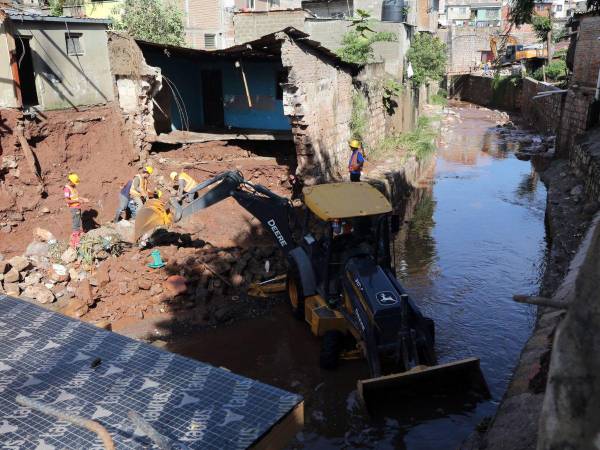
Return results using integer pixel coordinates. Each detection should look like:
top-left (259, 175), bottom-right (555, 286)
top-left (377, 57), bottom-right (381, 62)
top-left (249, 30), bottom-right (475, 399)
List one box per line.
top-left (8, 256), bottom-right (30, 272)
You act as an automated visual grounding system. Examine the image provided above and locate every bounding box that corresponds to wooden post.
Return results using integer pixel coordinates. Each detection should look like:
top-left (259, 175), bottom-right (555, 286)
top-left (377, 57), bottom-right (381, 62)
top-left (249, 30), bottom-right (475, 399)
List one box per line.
top-left (237, 60), bottom-right (253, 108)
top-left (2, 14), bottom-right (23, 108)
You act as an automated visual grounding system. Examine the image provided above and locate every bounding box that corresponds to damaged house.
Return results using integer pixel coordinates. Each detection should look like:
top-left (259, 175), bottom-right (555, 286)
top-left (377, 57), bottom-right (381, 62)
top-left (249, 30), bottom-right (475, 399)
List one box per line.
top-left (0, 9), bottom-right (114, 110)
top-left (115, 28), bottom-right (387, 184)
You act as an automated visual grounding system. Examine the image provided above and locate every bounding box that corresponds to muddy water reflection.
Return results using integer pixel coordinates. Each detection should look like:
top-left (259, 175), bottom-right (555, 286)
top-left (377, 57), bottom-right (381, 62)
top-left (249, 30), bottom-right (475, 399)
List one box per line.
top-left (169, 105), bottom-right (547, 449)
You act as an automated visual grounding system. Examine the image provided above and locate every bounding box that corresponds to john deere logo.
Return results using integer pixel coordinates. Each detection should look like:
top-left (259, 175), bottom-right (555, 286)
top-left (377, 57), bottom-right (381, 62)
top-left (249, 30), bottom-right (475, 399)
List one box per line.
top-left (376, 291), bottom-right (398, 305)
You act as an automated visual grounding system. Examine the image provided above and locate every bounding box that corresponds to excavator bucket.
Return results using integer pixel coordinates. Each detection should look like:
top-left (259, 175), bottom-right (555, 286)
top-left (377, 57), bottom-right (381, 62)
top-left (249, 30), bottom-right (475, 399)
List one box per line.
top-left (357, 358), bottom-right (490, 411)
top-left (134, 199), bottom-right (173, 241)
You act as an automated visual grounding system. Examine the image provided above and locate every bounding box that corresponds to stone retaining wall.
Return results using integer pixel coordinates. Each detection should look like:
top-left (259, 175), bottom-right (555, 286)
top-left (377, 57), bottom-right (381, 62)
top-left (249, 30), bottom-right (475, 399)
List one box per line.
top-left (570, 127), bottom-right (600, 201)
top-left (521, 78), bottom-right (564, 135)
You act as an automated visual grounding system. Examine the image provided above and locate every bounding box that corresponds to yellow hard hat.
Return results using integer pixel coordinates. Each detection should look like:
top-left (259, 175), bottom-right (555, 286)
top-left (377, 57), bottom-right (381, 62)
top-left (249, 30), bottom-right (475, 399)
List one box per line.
top-left (156, 189), bottom-right (163, 199)
top-left (68, 173), bottom-right (80, 184)
top-left (144, 166), bottom-right (154, 175)
top-left (349, 139), bottom-right (361, 149)
top-left (169, 171), bottom-right (178, 181)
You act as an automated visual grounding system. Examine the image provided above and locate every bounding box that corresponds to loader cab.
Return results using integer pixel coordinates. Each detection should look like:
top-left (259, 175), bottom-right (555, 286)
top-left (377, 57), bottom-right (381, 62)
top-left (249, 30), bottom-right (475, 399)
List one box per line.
top-left (300, 182), bottom-right (398, 301)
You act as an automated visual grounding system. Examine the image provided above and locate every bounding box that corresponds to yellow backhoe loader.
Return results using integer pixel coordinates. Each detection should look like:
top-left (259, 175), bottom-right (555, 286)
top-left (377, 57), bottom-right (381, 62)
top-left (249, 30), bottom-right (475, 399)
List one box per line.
top-left (135, 170), bottom-right (489, 409)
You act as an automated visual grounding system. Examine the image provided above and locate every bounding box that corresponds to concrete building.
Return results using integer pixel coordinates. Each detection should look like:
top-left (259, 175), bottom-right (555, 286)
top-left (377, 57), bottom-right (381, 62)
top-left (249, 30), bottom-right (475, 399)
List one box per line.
top-left (0, 8), bottom-right (114, 110)
top-left (445, 0), bottom-right (502, 27)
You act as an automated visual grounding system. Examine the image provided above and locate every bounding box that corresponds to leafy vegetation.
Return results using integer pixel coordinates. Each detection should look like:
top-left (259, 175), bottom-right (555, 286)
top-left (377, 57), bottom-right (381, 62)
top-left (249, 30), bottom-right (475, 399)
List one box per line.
top-left (430, 89), bottom-right (448, 106)
top-left (372, 116), bottom-right (438, 161)
top-left (112, 0), bottom-right (186, 47)
top-left (406, 33), bottom-right (447, 87)
top-left (533, 59), bottom-right (567, 82)
top-left (48, 0), bottom-right (80, 16)
top-left (383, 78), bottom-right (403, 114)
top-left (532, 15), bottom-right (553, 42)
top-left (336, 9), bottom-right (396, 64)
top-left (350, 91), bottom-right (368, 140)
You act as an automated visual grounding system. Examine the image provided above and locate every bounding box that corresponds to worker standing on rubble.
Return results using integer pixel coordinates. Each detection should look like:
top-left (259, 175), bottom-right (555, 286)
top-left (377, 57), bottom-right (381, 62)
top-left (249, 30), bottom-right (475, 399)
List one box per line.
top-left (348, 139), bottom-right (365, 182)
top-left (170, 171), bottom-right (198, 203)
top-left (128, 166), bottom-right (154, 217)
top-left (64, 173), bottom-right (89, 248)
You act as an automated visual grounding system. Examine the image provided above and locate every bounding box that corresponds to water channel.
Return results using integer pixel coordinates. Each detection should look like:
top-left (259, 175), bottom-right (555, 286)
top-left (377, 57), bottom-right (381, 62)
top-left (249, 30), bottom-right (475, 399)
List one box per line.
top-left (169, 103), bottom-right (548, 449)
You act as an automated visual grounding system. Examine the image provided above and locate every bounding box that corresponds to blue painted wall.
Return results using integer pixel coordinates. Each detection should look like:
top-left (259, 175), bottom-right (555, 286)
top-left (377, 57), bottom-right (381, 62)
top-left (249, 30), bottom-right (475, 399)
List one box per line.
top-left (142, 49), bottom-right (290, 131)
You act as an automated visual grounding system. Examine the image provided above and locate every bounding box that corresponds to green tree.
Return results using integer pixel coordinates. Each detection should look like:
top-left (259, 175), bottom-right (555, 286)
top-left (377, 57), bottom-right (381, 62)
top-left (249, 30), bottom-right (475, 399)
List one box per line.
top-left (336, 9), bottom-right (396, 64)
top-left (112, 0), bottom-right (186, 47)
top-left (532, 15), bottom-right (552, 42)
top-left (406, 33), bottom-right (447, 86)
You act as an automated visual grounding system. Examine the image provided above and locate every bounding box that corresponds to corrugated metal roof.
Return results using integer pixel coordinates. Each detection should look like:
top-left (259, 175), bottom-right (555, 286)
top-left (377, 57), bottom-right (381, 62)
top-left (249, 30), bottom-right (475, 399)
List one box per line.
top-left (136, 27), bottom-right (359, 70)
top-left (3, 7), bottom-right (111, 25)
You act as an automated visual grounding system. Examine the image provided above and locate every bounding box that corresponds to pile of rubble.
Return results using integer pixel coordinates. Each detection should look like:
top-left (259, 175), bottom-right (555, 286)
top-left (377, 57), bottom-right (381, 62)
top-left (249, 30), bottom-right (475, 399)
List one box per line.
top-left (0, 219), bottom-right (285, 333)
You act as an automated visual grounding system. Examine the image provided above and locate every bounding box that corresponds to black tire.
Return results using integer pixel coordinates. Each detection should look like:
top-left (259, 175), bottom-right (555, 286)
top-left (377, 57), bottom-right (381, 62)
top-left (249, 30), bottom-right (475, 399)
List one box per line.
top-left (319, 330), bottom-right (344, 370)
top-left (286, 266), bottom-right (305, 320)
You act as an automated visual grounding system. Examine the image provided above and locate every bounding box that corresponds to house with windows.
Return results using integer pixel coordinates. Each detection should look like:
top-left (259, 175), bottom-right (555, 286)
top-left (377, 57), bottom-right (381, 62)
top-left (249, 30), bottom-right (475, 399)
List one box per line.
top-left (0, 8), bottom-right (114, 110)
top-left (445, 0), bottom-right (502, 27)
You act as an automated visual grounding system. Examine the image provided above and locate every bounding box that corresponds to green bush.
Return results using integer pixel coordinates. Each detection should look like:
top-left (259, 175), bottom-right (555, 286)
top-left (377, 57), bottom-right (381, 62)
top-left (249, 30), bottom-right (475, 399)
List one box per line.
top-left (112, 0), bottom-right (186, 47)
top-left (350, 92), bottom-right (368, 139)
top-left (372, 116), bottom-right (437, 161)
top-left (336, 10), bottom-right (396, 64)
top-left (430, 89), bottom-right (448, 106)
top-left (533, 59), bottom-right (567, 82)
top-left (406, 33), bottom-right (447, 87)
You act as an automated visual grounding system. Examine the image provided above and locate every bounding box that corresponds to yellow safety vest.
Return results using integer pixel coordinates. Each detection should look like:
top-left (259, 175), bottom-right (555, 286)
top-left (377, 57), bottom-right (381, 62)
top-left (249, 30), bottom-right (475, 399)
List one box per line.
top-left (179, 172), bottom-right (197, 193)
top-left (129, 174), bottom-right (148, 198)
top-left (64, 184), bottom-right (80, 208)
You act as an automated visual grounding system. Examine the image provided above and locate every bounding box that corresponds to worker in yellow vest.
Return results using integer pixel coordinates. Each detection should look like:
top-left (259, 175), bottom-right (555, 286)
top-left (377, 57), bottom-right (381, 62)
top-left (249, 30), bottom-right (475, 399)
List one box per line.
top-left (128, 166), bottom-right (154, 217)
top-left (170, 171), bottom-right (198, 203)
top-left (63, 173), bottom-right (89, 247)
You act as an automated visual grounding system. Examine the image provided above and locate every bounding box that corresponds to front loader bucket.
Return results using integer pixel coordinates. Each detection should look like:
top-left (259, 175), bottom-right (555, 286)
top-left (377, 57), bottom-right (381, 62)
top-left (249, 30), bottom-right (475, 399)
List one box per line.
top-left (134, 199), bottom-right (173, 241)
top-left (357, 357), bottom-right (489, 411)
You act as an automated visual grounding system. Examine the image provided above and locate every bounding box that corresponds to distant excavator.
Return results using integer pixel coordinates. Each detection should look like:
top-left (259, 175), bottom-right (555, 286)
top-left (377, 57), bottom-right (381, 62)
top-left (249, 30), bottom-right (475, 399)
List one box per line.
top-left (134, 170), bottom-right (489, 409)
top-left (490, 35), bottom-right (548, 65)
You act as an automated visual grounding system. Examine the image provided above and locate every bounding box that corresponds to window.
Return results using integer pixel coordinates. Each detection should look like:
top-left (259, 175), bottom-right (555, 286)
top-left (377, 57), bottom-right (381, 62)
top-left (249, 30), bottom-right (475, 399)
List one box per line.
top-left (65, 33), bottom-right (83, 56)
top-left (269, 0), bottom-right (280, 8)
top-left (246, 0), bottom-right (255, 9)
top-left (459, 7), bottom-right (467, 14)
top-left (204, 33), bottom-right (216, 49)
top-left (555, 4), bottom-right (563, 10)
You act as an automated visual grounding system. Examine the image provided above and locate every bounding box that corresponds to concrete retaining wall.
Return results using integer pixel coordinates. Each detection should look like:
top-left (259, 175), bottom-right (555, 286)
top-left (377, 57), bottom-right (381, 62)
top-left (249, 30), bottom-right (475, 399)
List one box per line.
top-left (450, 74), bottom-right (521, 110)
top-left (570, 127), bottom-right (600, 202)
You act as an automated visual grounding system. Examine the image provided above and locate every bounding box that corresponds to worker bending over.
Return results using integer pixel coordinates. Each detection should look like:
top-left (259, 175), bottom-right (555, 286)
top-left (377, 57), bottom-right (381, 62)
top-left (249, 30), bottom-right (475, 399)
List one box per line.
top-left (348, 139), bottom-right (365, 182)
top-left (128, 166), bottom-right (154, 217)
top-left (64, 173), bottom-right (89, 248)
top-left (170, 171), bottom-right (198, 203)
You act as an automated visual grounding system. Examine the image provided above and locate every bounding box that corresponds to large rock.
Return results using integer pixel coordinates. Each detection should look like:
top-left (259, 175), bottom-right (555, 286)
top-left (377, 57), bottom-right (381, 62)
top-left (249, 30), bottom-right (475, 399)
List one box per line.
top-left (75, 280), bottom-right (95, 306)
top-left (0, 261), bottom-right (9, 274)
top-left (23, 272), bottom-right (42, 286)
top-left (25, 241), bottom-right (49, 257)
top-left (95, 265), bottom-right (110, 288)
top-left (49, 264), bottom-right (70, 283)
top-left (164, 275), bottom-right (187, 296)
top-left (34, 227), bottom-right (56, 242)
top-left (8, 256), bottom-right (30, 272)
top-left (22, 285), bottom-right (55, 304)
top-left (3, 282), bottom-right (19, 296)
top-left (62, 298), bottom-right (89, 318)
top-left (3, 268), bottom-right (20, 284)
top-left (61, 247), bottom-right (78, 264)
top-left (113, 220), bottom-right (134, 243)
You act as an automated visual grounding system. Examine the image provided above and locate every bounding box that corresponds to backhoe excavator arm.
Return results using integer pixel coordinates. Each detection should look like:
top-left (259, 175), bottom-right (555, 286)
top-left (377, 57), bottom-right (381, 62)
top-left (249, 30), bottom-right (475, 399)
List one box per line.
top-left (135, 170), bottom-right (296, 254)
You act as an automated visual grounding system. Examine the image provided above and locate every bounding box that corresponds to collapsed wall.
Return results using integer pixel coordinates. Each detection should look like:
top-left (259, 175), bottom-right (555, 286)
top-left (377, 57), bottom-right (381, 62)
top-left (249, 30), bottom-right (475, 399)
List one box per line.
top-left (107, 31), bottom-right (162, 161)
top-left (0, 105), bottom-right (139, 256)
top-left (279, 32), bottom-right (355, 184)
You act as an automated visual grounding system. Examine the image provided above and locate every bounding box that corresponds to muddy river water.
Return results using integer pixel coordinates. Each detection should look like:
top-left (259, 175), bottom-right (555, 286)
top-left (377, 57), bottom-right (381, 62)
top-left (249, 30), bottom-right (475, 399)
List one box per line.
top-left (169, 104), bottom-right (548, 449)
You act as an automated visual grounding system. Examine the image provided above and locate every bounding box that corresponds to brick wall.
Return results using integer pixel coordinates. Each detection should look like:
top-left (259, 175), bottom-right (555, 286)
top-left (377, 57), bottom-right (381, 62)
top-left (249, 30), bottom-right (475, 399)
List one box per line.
top-left (280, 33), bottom-right (355, 183)
top-left (521, 77), bottom-right (564, 135)
top-left (356, 63), bottom-right (388, 153)
top-left (445, 26), bottom-right (500, 74)
top-left (570, 128), bottom-right (600, 202)
top-left (233, 10), bottom-right (307, 43)
top-left (571, 15), bottom-right (600, 89)
top-left (556, 14), bottom-right (600, 158)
